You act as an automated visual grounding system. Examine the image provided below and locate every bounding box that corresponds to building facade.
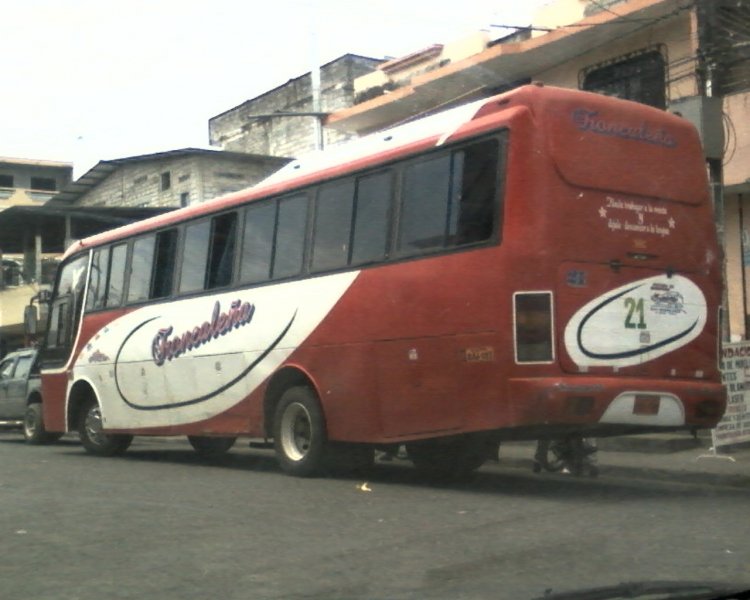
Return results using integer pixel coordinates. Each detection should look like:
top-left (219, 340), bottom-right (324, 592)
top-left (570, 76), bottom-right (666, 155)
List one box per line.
top-left (0, 157), bottom-right (72, 353)
top-left (68, 148), bottom-right (289, 209)
top-left (208, 54), bottom-right (382, 158)
top-left (0, 156), bottom-right (72, 211)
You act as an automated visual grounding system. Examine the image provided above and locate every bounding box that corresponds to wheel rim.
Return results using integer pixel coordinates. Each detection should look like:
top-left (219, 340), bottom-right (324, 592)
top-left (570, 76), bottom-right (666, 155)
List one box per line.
top-left (23, 409), bottom-right (38, 438)
top-left (84, 405), bottom-right (107, 446)
top-left (279, 402), bottom-right (312, 462)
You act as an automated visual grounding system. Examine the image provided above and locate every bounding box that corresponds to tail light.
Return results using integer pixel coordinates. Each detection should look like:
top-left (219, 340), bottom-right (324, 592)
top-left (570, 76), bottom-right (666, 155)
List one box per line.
top-left (514, 291), bottom-right (554, 363)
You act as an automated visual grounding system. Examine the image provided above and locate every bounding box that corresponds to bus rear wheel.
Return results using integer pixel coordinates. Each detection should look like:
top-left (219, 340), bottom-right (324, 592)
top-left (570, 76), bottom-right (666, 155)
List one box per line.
top-left (187, 436), bottom-right (236, 457)
top-left (406, 434), bottom-right (492, 482)
top-left (78, 400), bottom-right (133, 457)
top-left (273, 386), bottom-right (327, 477)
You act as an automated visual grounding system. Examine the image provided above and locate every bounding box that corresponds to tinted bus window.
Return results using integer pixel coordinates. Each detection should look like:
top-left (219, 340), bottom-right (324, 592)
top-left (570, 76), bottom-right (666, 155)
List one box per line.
top-left (207, 213), bottom-right (237, 289)
top-left (398, 139), bottom-right (500, 256)
top-left (273, 194), bottom-right (308, 279)
top-left (179, 220), bottom-right (211, 293)
top-left (398, 153), bottom-right (452, 254)
top-left (240, 202), bottom-right (275, 284)
top-left (449, 139), bottom-right (499, 245)
top-left (106, 243), bottom-right (127, 308)
top-left (351, 170), bottom-right (392, 265)
top-left (86, 246), bottom-right (110, 311)
top-left (127, 236), bottom-right (156, 303)
top-left (312, 180), bottom-right (354, 272)
top-left (152, 229), bottom-right (178, 298)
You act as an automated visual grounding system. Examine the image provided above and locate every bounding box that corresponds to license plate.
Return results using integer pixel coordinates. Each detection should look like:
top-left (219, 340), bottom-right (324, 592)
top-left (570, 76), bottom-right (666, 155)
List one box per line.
top-left (633, 395), bottom-right (660, 415)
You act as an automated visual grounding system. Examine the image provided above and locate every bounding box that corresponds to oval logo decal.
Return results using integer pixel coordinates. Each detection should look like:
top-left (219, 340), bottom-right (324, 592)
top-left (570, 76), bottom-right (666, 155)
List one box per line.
top-left (564, 274), bottom-right (707, 368)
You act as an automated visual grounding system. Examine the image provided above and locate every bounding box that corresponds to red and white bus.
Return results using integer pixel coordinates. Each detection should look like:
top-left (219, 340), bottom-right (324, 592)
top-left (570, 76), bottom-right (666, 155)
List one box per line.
top-left (39, 84), bottom-right (726, 478)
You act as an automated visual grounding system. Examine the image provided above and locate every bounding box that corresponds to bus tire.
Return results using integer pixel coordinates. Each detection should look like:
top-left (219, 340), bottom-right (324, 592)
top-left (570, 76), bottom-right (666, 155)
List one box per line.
top-left (78, 400), bottom-right (133, 457)
top-left (23, 403), bottom-right (63, 445)
top-left (187, 436), bottom-right (236, 457)
top-left (407, 435), bottom-right (491, 482)
top-left (273, 386), bottom-right (327, 477)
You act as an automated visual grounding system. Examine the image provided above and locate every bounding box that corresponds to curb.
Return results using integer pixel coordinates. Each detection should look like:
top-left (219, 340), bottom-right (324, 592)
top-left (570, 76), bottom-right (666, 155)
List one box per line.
top-left (595, 433), bottom-right (704, 454)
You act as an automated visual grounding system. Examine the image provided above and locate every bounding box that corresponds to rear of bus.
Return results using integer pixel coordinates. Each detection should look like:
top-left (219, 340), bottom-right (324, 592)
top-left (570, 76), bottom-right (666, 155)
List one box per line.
top-left (503, 86), bottom-right (725, 437)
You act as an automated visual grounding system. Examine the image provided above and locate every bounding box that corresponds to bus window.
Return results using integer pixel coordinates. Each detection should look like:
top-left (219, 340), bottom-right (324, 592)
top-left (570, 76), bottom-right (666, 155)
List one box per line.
top-left (105, 243), bottom-right (127, 308)
top-left (206, 213), bottom-right (237, 289)
top-left (312, 179), bottom-right (354, 272)
top-left (398, 138), bottom-right (501, 256)
top-left (351, 170), bottom-right (392, 265)
top-left (449, 139), bottom-right (499, 245)
top-left (179, 220), bottom-right (211, 293)
top-left (398, 153), bottom-right (452, 255)
top-left (152, 229), bottom-right (178, 298)
top-left (272, 194), bottom-right (308, 279)
top-left (239, 202), bottom-right (275, 284)
top-left (127, 236), bottom-right (156, 303)
top-left (86, 246), bottom-right (110, 311)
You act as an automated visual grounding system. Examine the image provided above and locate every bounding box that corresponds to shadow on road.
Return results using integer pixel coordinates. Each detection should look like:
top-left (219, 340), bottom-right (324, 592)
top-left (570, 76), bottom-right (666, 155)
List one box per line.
top-left (2, 431), bottom-right (745, 500)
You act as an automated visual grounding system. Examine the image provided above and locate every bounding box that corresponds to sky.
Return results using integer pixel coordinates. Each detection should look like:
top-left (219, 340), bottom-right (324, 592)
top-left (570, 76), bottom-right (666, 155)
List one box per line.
top-left (1, 0), bottom-right (550, 177)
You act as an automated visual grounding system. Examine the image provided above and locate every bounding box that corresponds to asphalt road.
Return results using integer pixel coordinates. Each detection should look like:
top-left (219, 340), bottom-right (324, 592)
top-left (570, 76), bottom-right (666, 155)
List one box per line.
top-left (1, 432), bottom-right (748, 600)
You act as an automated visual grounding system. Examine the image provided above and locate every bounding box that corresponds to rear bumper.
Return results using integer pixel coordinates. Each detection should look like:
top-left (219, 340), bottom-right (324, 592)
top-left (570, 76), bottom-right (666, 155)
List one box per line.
top-left (507, 376), bottom-right (726, 431)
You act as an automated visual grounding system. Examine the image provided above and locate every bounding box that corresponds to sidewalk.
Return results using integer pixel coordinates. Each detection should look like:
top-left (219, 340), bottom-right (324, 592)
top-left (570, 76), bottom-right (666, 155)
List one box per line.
top-left (498, 438), bottom-right (750, 489)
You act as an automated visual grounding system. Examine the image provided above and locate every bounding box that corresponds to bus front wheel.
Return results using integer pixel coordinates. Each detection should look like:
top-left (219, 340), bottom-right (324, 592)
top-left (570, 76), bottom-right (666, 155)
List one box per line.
top-left (78, 400), bottom-right (133, 457)
top-left (273, 386), bottom-right (327, 477)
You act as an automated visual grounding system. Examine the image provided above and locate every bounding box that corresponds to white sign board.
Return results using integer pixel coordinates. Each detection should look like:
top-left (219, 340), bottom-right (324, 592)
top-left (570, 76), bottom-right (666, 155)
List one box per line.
top-left (715, 342), bottom-right (750, 447)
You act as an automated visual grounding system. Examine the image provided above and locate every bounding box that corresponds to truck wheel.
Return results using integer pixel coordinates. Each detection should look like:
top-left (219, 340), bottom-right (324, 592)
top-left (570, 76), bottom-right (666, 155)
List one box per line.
top-left (23, 403), bottom-right (63, 445)
top-left (273, 386), bottom-right (327, 477)
top-left (78, 400), bottom-right (132, 457)
top-left (187, 436), bottom-right (236, 457)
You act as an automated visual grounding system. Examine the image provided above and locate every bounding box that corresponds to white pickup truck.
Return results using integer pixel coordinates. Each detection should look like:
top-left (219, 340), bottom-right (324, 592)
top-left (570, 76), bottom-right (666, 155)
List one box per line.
top-left (0, 348), bottom-right (61, 444)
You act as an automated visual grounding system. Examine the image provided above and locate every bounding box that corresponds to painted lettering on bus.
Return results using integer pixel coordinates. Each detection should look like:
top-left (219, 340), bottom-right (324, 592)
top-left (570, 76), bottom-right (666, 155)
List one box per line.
top-left (151, 299), bottom-right (255, 366)
top-left (571, 108), bottom-right (677, 148)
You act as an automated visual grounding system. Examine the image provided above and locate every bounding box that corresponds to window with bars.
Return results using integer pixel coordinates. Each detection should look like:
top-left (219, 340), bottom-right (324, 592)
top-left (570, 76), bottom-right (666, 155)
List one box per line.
top-left (580, 47), bottom-right (667, 109)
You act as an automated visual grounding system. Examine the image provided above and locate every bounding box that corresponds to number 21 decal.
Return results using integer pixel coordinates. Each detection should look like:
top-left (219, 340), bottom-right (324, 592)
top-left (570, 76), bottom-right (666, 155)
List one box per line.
top-left (624, 297), bottom-right (647, 329)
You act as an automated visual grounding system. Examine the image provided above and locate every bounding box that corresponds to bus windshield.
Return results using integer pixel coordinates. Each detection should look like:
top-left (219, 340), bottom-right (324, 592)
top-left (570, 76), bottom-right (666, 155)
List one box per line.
top-left (43, 254), bottom-right (88, 367)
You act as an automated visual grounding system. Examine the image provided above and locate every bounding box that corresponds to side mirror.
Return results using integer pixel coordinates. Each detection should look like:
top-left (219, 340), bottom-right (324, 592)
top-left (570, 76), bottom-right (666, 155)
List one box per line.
top-left (24, 305), bottom-right (38, 335)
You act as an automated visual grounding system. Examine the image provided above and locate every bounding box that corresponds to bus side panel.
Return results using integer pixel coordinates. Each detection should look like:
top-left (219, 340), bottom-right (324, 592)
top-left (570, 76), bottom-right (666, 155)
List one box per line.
top-left (285, 343), bottom-right (381, 442)
top-left (296, 248), bottom-right (515, 440)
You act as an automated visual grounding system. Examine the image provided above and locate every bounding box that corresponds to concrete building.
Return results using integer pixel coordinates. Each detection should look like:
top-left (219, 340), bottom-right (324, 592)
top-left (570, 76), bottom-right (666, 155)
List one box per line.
top-left (0, 156), bottom-right (72, 211)
top-left (63, 148), bottom-right (290, 209)
top-left (326, 0), bottom-right (750, 341)
top-left (0, 157), bottom-right (72, 353)
top-left (208, 54), bottom-right (382, 158)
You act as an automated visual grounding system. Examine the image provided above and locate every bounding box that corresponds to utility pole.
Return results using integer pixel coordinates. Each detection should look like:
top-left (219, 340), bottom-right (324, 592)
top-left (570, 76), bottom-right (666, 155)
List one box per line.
top-left (696, 0), bottom-right (730, 342)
